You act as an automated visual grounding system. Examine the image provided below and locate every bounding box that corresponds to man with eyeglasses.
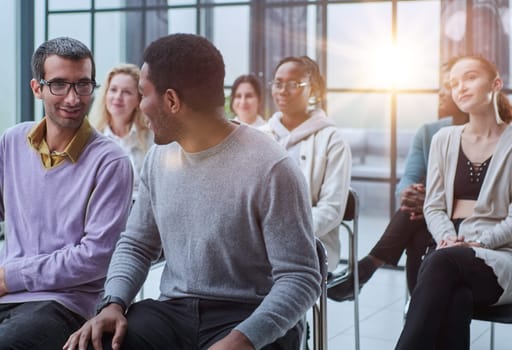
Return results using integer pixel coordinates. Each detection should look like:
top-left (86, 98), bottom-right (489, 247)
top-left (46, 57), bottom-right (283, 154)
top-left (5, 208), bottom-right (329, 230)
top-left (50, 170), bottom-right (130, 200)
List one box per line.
top-left (0, 37), bottom-right (133, 349)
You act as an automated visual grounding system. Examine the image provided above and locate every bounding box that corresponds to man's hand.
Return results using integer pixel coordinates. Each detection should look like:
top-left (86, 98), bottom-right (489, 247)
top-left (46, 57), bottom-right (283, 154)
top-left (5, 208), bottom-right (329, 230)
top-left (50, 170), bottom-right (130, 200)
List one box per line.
top-left (208, 330), bottom-right (254, 350)
top-left (400, 183), bottom-right (425, 221)
top-left (0, 267), bottom-right (7, 297)
top-left (63, 304), bottom-right (127, 350)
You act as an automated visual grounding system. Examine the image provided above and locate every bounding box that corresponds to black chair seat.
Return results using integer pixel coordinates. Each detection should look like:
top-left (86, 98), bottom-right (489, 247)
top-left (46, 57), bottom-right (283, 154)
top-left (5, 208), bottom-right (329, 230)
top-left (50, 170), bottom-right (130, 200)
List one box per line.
top-left (473, 304), bottom-right (512, 324)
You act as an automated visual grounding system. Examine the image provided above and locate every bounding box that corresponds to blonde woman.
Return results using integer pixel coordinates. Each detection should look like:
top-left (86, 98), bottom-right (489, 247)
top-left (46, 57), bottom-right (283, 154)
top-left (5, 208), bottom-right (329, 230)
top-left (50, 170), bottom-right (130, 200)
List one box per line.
top-left (90, 63), bottom-right (153, 199)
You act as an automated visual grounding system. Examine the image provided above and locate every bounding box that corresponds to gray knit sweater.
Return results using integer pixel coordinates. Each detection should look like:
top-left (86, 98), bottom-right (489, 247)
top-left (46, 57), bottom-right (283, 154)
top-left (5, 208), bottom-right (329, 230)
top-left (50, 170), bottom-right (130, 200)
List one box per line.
top-left (104, 124), bottom-right (321, 349)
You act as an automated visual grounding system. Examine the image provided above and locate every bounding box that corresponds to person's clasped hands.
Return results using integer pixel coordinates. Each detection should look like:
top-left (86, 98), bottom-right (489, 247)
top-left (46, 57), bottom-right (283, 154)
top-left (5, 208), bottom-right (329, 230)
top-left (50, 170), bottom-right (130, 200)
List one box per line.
top-left (400, 183), bottom-right (425, 221)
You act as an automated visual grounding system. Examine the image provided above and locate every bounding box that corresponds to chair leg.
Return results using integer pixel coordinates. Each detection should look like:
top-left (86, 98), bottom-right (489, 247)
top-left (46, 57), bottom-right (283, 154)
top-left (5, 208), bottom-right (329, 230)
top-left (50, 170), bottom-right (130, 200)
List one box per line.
top-left (300, 315), bottom-right (308, 350)
top-left (314, 286), bottom-right (328, 350)
top-left (353, 290), bottom-right (360, 350)
top-left (350, 227), bottom-right (360, 350)
top-left (490, 322), bottom-right (495, 350)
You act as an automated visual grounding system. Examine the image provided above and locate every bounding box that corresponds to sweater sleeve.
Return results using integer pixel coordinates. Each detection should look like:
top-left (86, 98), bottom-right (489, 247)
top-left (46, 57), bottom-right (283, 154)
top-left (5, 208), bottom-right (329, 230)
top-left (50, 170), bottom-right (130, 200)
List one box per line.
top-left (396, 124), bottom-right (428, 197)
top-left (423, 132), bottom-right (457, 243)
top-left (311, 131), bottom-right (352, 237)
top-left (234, 158), bottom-right (322, 349)
top-left (102, 155), bottom-right (163, 305)
top-left (478, 202), bottom-right (512, 249)
top-left (4, 156), bottom-right (134, 293)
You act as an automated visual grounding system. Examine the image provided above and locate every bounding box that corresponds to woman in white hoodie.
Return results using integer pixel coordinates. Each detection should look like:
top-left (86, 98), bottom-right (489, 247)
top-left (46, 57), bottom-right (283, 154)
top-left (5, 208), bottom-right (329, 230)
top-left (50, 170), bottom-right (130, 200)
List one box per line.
top-left (261, 56), bottom-right (352, 273)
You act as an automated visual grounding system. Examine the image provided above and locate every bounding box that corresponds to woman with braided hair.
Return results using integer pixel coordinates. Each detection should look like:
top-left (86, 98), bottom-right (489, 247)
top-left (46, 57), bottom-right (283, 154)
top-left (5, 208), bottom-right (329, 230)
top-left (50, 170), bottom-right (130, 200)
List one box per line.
top-left (261, 56), bottom-right (352, 273)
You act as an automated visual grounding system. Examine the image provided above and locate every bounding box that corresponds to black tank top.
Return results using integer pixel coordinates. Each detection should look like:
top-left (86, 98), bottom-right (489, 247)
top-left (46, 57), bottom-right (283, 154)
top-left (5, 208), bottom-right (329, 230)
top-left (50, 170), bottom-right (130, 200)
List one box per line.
top-left (453, 147), bottom-right (491, 200)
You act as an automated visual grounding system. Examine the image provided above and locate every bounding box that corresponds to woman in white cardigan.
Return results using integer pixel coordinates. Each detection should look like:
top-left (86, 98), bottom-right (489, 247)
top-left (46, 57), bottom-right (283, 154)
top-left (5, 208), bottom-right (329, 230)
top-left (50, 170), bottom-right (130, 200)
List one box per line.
top-left (396, 56), bottom-right (512, 349)
top-left (261, 56), bottom-right (352, 272)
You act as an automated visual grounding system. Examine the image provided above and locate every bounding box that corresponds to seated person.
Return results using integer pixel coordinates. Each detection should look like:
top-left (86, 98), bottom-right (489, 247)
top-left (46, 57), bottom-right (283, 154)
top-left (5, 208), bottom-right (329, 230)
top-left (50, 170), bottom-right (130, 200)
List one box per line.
top-left (261, 55), bottom-right (351, 274)
top-left (229, 74), bottom-right (266, 127)
top-left (64, 33), bottom-right (321, 350)
top-left (396, 55), bottom-right (512, 349)
top-left (328, 60), bottom-right (469, 301)
top-left (89, 63), bottom-right (153, 200)
top-left (0, 37), bottom-right (133, 349)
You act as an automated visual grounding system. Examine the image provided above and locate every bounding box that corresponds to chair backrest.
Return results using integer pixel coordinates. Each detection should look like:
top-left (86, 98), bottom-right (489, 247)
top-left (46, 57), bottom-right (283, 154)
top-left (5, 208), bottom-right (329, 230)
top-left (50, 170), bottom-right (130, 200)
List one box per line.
top-left (343, 188), bottom-right (358, 222)
top-left (315, 238), bottom-right (328, 286)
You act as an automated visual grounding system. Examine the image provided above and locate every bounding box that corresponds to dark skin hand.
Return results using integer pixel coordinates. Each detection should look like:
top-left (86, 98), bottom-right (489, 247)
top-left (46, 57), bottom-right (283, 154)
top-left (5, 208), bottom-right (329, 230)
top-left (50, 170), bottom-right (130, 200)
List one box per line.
top-left (399, 183), bottom-right (425, 221)
top-left (63, 306), bottom-right (255, 350)
top-left (63, 304), bottom-right (127, 350)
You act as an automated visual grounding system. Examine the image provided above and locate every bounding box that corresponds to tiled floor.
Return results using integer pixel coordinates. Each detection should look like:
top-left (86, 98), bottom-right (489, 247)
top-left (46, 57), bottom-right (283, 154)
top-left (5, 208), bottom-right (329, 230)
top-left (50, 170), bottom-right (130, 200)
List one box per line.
top-left (139, 213), bottom-right (512, 349)
top-left (2, 210), bottom-right (509, 349)
top-left (314, 214), bottom-right (512, 350)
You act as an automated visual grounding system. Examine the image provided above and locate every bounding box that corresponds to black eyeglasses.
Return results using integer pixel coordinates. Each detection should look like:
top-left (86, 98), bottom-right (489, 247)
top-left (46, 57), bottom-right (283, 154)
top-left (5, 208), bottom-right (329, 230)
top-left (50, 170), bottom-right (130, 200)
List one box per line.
top-left (39, 79), bottom-right (98, 96)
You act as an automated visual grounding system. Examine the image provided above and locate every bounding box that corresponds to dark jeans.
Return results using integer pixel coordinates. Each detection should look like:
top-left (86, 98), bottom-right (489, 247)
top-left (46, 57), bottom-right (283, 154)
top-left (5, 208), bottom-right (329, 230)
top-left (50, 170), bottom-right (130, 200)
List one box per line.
top-left (0, 300), bottom-right (85, 350)
top-left (92, 298), bottom-right (301, 350)
top-left (369, 209), bottom-right (434, 292)
top-left (396, 247), bottom-right (503, 350)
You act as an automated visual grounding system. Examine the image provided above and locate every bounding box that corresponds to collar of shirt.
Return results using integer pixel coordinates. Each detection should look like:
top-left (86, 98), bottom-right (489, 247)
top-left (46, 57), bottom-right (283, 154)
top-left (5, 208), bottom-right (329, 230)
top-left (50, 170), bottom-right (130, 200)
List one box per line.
top-left (27, 117), bottom-right (93, 168)
top-left (103, 123), bottom-right (140, 152)
top-left (103, 123), bottom-right (137, 140)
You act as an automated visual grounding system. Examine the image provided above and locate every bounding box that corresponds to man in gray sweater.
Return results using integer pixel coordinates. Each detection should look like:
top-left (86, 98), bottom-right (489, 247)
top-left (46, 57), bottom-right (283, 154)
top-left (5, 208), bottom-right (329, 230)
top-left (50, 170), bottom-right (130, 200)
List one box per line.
top-left (64, 34), bottom-right (321, 350)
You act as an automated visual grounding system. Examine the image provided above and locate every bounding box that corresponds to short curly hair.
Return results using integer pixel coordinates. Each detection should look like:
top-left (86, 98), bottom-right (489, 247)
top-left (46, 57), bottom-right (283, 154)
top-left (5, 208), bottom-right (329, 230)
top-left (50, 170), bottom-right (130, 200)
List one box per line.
top-left (143, 34), bottom-right (225, 113)
top-left (31, 37), bottom-right (95, 82)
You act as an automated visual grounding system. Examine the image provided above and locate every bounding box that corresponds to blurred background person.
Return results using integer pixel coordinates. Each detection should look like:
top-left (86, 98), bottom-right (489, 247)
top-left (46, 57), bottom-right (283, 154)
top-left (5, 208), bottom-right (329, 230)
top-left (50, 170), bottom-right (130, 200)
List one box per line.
top-left (261, 56), bottom-right (351, 273)
top-left (90, 63), bottom-right (153, 200)
top-left (230, 74), bottom-right (266, 127)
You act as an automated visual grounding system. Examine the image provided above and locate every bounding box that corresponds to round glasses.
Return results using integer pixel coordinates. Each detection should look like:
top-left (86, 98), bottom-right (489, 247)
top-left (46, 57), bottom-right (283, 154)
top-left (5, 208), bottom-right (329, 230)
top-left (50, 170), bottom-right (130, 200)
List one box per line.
top-left (39, 79), bottom-right (98, 96)
top-left (269, 80), bottom-right (308, 93)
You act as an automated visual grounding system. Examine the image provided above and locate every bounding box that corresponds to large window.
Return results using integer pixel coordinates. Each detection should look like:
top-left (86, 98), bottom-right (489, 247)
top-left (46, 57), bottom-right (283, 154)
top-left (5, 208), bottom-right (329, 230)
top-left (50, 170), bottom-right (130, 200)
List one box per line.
top-left (0, 0), bottom-right (16, 132)
top-left (35, 0), bottom-right (511, 222)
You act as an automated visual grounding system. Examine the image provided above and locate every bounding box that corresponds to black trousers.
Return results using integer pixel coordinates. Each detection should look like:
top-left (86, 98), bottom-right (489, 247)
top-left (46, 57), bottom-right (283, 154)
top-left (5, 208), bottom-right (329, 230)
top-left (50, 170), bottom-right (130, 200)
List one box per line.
top-left (369, 209), bottom-right (434, 292)
top-left (396, 247), bottom-right (503, 350)
top-left (0, 301), bottom-right (85, 350)
top-left (93, 298), bottom-right (301, 350)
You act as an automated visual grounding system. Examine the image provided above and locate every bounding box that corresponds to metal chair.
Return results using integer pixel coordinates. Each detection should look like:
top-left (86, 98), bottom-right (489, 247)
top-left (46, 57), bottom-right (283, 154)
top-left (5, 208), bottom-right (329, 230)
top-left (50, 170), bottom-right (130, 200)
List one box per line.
top-left (326, 188), bottom-right (361, 350)
top-left (308, 238), bottom-right (328, 350)
top-left (473, 304), bottom-right (512, 350)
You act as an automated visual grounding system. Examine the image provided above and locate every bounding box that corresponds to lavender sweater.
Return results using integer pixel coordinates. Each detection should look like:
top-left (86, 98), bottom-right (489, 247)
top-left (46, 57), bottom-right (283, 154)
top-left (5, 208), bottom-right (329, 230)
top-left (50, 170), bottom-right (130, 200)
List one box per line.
top-left (104, 124), bottom-right (321, 349)
top-left (0, 122), bottom-right (133, 319)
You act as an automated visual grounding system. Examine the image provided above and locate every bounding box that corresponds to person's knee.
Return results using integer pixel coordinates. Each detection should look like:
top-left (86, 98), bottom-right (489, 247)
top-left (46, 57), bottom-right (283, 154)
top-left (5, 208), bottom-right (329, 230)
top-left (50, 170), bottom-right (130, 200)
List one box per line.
top-left (418, 248), bottom-right (458, 277)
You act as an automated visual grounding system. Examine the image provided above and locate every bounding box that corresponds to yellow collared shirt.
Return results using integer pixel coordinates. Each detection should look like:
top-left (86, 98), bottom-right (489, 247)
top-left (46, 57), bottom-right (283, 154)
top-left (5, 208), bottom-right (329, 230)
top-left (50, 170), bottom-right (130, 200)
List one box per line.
top-left (27, 117), bottom-right (93, 169)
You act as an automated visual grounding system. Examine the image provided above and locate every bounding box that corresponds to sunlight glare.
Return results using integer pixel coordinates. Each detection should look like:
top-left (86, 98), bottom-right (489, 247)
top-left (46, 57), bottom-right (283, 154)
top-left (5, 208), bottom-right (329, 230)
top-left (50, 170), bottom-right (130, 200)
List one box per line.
top-left (366, 43), bottom-right (417, 89)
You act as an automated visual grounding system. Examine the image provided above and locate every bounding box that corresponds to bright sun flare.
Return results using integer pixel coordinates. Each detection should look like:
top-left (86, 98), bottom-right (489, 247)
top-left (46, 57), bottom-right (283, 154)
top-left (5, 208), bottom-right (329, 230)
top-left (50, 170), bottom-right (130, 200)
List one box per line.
top-left (366, 43), bottom-right (418, 89)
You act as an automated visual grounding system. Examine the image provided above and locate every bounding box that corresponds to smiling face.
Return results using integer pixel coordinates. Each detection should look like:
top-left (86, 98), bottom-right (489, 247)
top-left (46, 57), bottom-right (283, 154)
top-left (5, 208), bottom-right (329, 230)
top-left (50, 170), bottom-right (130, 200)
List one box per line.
top-left (449, 58), bottom-right (501, 115)
top-left (232, 82), bottom-right (260, 123)
top-left (106, 73), bottom-right (140, 124)
top-left (139, 63), bottom-right (175, 145)
top-left (31, 55), bottom-right (93, 131)
top-left (271, 61), bottom-right (311, 117)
